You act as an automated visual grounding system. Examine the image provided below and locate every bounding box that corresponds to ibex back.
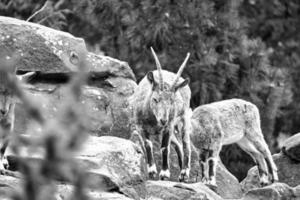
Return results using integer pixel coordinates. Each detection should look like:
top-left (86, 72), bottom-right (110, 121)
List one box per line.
top-left (191, 98), bottom-right (278, 186)
top-left (131, 48), bottom-right (192, 181)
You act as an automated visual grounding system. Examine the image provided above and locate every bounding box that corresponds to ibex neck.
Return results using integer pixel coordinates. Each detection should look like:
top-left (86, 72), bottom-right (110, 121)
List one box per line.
top-left (143, 90), bottom-right (153, 116)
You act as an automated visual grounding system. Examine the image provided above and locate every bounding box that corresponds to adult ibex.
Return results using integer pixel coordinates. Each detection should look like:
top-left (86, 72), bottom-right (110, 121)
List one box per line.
top-left (190, 98), bottom-right (278, 186)
top-left (131, 47), bottom-right (192, 181)
top-left (0, 57), bottom-right (35, 170)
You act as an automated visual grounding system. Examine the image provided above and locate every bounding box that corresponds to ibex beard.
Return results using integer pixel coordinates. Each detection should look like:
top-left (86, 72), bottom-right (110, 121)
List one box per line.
top-left (131, 47), bottom-right (192, 182)
top-left (191, 99), bottom-right (278, 187)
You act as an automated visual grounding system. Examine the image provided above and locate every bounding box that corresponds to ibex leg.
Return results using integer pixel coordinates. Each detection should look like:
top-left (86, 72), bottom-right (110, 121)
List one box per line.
top-left (171, 135), bottom-right (183, 171)
top-left (207, 156), bottom-right (218, 186)
top-left (159, 129), bottom-right (171, 180)
top-left (199, 149), bottom-right (210, 183)
top-left (179, 114), bottom-right (191, 182)
top-left (144, 132), bottom-right (157, 179)
top-left (250, 136), bottom-right (278, 183)
top-left (238, 137), bottom-right (269, 186)
top-left (0, 124), bottom-right (11, 170)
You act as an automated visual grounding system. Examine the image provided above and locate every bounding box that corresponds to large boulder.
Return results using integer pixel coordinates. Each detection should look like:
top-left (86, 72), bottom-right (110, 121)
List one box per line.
top-left (56, 184), bottom-right (134, 200)
top-left (0, 16), bottom-right (137, 138)
top-left (282, 132), bottom-right (300, 162)
top-left (145, 180), bottom-right (223, 200)
top-left (0, 16), bottom-right (135, 78)
top-left (242, 183), bottom-right (299, 200)
top-left (0, 175), bottom-right (20, 200)
top-left (7, 136), bottom-right (147, 199)
top-left (241, 152), bottom-right (300, 192)
top-left (0, 175), bottom-right (134, 200)
top-left (15, 79), bottom-right (136, 137)
top-left (150, 135), bottom-right (243, 199)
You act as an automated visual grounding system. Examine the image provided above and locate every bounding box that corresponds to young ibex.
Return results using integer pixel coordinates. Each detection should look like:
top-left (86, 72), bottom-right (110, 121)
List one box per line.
top-left (190, 98), bottom-right (278, 186)
top-left (131, 47), bottom-right (192, 181)
top-left (0, 58), bottom-right (35, 170)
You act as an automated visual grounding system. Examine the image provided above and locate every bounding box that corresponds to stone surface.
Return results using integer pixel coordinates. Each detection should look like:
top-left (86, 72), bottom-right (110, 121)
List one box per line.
top-left (240, 165), bottom-right (261, 193)
top-left (241, 152), bottom-right (300, 192)
top-left (149, 136), bottom-right (243, 199)
top-left (15, 78), bottom-right (136, 137)
top-left (56, 184), bottom-right (134, 200)
top-left (0, 175), bottom-right (20, 200)
top-left (7, 136), bottom-right (147, 199)
top-left (0, 175), bottom-right (134, 200)
top-left (282, 132), bottom-right (300, 162)
top-left (215, 161), bottom-right (243, 199)
top-left (242, 182), bottom-right (299, 200)
top-left (145, 180), bottom-right (223, 200)
top-left (0, 16), bottom-right (137, 138)
top-left (0, 16), bottom-right (135, 79)
top-left (294, 185), bottom-right (300, 197)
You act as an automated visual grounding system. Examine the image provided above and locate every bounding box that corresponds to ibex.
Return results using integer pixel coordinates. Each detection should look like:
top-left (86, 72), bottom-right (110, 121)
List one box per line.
top-left (0, 58), bottom-right (35, 170)
top-left (131, 47), bottom-right (192, 181)
top-left (190, 98), bottom-right (278, 186)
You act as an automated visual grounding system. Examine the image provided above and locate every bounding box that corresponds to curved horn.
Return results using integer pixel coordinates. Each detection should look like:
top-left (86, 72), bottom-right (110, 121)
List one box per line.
top-left (171, 52), bottom-right (190, 90)
top-left (150, 47), bottom-right (163, 89)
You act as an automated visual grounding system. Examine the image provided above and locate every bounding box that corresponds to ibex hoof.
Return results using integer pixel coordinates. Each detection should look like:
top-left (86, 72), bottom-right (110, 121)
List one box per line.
top-left (260, 181), bottom-right (269, 187)
top-left (201, 177), bottom-right (217, 191)
top-left (179, 168), bottom-right (190, 182)
top-left (147, 164), bottom-right (157, 179)
top-left (0, 160), bottom-right (7, 171)
top-left (259, 174), bottom-right (269, 187)
top-left (206, 180), bottom-right (217, 187)
top-left (159, 169), bottom-right (170, 180)
top-left (2, 156), bottom-right (9, 170)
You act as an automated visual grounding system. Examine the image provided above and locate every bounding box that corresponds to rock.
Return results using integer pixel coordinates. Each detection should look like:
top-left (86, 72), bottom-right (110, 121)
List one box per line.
top-left (240, 165), bottom-right (261, 193)
top-left (7, 136), bottom-right (147, 199)
top-left (241, 152), bottom-right (300, 192)
top-left (15, 79), bottom-right (136, 137)
top-left (0, 175), bottom-right (134, 200)
top-left (146, 180), bottom-right (223, 200)
top-left (215, 161), bottom-right (243, 199)
top-left (0, 16), bottom-right (137, 138)
top-left (272, 153), bottom-right (300, 187)
top-left (0, 175), bottom-right (20, 200)
top-left (56, 184), bottom-right (134, 200)
top-left (282, 132), bottom-right (300, 162)
top-left (77, 136), bottom-right (147, 199)
top-left (149, 136), bottom-right (243, 199)
top-left (242, 182), bottom-right (299, 200)
top-left (294, 185), bottom-right (300, 197)
top-left (0, 16), bottom-right (135, 79)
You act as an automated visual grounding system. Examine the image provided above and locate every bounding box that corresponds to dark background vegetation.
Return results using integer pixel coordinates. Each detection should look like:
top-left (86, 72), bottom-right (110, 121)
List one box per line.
top-left (1, 0), bottom-right (299, 180)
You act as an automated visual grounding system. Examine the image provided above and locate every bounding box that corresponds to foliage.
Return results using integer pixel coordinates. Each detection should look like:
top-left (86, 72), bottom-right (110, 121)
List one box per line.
top-left (1, 0), bottom-right (300, 181)
top-left (239, 0), bottom-right (300, 137)
top-left (0, 49), bottom-right (89, 200)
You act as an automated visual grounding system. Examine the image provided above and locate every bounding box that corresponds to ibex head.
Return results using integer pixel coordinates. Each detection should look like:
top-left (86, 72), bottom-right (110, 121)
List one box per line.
top-left (0, 71), bottom-right (35, 118)
top-left (147, 47), bottom-right (190, 127)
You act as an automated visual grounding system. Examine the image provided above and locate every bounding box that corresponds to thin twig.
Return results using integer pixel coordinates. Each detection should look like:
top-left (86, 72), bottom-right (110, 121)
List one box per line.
top-left (26, 1), bottom-right (50, 22)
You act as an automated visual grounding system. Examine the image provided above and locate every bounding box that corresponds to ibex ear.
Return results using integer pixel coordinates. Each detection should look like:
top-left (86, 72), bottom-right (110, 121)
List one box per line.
top-left (147, 71), bottom-right (158, 90)
top-left (174, 78), bottom-right (189, 92)
top-left (17, 71), bottom-right (36, 83)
